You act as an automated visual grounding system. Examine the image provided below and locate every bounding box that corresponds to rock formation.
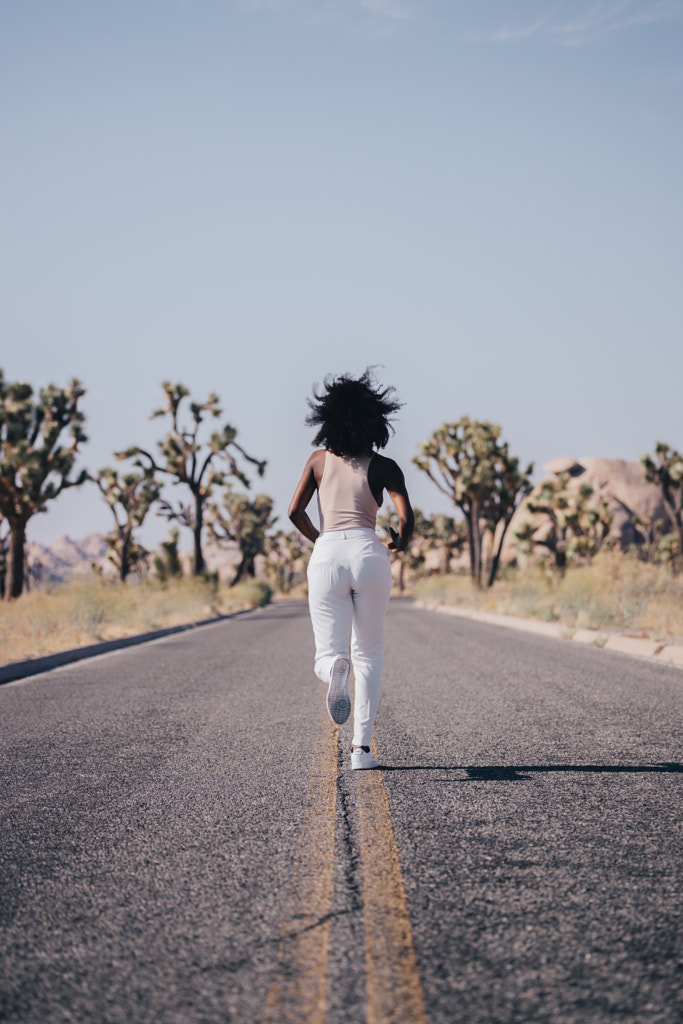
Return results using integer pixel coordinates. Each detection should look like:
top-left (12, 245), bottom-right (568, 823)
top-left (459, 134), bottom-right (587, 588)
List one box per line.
top-left (507, 456), bottom-right (669, 558)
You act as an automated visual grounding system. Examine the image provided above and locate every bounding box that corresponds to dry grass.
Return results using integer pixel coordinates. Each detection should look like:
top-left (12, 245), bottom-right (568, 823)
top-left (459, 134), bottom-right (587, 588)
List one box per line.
top-left (0, 576), bottom-right (272, 666)
top-left (412, 552), bottom-right (683, 643)
top-left (272, 581), bottom-right (309, 602)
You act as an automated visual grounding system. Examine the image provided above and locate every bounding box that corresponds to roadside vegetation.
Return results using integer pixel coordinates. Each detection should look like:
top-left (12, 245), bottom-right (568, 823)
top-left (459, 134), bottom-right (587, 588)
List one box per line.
top-left (405, 422), bottom-right (683, 644)
top-left (0, 576), bottom-right (272, 665)
top-left (412, 553), bottom-right (683, 644)
top-left (1, 367), bottom-right (681, 660)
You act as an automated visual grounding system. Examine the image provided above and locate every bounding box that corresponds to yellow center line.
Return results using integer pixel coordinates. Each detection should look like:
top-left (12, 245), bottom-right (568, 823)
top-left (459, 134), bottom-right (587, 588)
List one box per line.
top-left (357, 738), bottom-right (428, 1024)
top-left (263, 705), bottom-right (338, 1024)
top-left (264, 705), bottom-right (426, 1024)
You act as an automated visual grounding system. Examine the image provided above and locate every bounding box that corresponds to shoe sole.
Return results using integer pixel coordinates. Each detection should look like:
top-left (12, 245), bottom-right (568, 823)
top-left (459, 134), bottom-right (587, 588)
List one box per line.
top-left (351, 757), bottom-right (379, 770)
top-left (327, 657), bottom-right (351, 724)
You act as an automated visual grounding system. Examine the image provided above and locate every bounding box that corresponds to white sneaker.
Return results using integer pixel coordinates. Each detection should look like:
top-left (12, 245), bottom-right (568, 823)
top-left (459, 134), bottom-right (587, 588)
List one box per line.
top-left (351, 746), bottom-right (379, 770)
top-left (326, 657), bottom-right (351, 724)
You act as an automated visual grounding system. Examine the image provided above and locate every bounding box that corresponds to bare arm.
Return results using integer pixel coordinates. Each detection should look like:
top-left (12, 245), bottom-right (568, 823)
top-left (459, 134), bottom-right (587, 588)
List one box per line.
top-left (288, 450), bottom-right (325, 544)
top-left (371, 456), bottom-right (415, 552)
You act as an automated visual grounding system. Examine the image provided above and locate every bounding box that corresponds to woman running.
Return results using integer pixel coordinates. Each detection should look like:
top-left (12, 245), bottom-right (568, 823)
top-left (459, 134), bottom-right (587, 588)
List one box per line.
top-left (288, 369), bottom-right (414, 770)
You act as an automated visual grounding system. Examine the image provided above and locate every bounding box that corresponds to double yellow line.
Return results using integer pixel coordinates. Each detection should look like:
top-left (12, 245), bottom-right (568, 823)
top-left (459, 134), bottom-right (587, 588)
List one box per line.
top-left (264, 708), bottom-right (426, 1024)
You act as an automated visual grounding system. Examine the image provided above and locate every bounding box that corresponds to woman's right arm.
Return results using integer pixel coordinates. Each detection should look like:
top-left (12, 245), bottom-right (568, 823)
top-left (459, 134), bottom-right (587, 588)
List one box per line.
top-left (288, 451), bottom-right (324, 543)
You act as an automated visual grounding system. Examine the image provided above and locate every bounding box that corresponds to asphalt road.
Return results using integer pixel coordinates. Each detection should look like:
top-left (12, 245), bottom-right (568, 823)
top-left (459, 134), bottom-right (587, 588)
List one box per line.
top-left (1, 599), bottom-right (681, 1024)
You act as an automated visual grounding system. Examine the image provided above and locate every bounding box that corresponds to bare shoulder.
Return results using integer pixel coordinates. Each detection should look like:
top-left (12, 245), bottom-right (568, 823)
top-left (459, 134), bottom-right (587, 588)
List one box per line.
top-left (288, 449), bottom-right (326, 519)
top-left (370, 453), bottom-right (407, 493)
top-left (307, 448), bottom-right (327, 485)
top-left (305, 448), bottom-right (326, 466)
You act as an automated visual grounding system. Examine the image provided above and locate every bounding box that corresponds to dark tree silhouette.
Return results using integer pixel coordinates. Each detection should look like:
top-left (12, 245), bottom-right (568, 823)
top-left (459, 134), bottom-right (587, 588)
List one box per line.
top-left (640, 443), bottom-right (683, 574)
top-left (154, 528), bottom-right (184, 582)
top-left (0, 372), bottom-right (87, 599)
top-left (422, 513), bottom-right (467, 574)
top-left (263, 529), bottom-right (312, 594)
top-left (120, 382), bottom-right (266, 576)
top-left (414, 418), bottom-right (533, 587)
top-left (377, 507), bottom-right (427, 593)
top-left (208, 487), bottom-right (277, 585)
top-left (93, 465), bottom-right (160, 581)
top-left (515, 473), bottom-right (613, 572)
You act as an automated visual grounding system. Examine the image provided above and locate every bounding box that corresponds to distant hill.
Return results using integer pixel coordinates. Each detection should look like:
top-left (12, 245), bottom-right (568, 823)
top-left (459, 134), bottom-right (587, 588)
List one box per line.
top-left (26, 534), bottom-right (242, 584)
top-left (26, 534), bottom-right (110, 583)
top-left (26, 456), bottom-right (663, 584)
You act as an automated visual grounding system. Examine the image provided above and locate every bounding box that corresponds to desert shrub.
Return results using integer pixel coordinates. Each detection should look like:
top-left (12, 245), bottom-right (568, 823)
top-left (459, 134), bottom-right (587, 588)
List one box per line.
top-left (236, 579), bottom-right (272, 607)
top-left (0, 574), bottom-right (272, 665)
top-left (413, 552), bottom-right (683, 641)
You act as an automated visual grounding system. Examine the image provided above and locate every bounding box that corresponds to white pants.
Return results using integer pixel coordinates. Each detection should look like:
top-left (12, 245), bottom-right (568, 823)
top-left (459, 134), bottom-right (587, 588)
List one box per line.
top-left (307, 528), bottom-right (393, 747)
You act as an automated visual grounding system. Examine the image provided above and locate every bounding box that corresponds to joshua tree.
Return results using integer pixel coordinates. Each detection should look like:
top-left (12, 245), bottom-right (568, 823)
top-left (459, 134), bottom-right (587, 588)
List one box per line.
top-left (208, 487), bottom-right (277, 585)
top-left (93, 465), bottom-right (160, 581)
top-left (263, 529), bottom-right (312, 594)
top-left (631, 512), bottom-right (665, 563)
top-left (154, 527), bottom-right (184, 582)
top-left (0, 372), bottom-right (87, 599)
top-left (639, 444), bottom-right (683, 574)
top-left (120, 383), bottom-right (266, 576)
top-left (422, 513), bottom-right (467, 574)
top-left (515, 473), bottom-right (613, 571)
top-left (482, 452), bottom-right (535, 586)
top-left (378, 507), bottom-right (427, 592)
top-left (657, 531), bottom-right (680, 569)
top-left (0, 516), bottom-right (8, 598)
top-left (413, 418), bottom-right (533, 587)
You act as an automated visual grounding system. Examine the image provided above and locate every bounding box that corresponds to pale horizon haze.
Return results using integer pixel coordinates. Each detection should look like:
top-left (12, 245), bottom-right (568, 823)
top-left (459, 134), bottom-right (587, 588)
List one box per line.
top-left (2, 0), bottom-right (682, 551)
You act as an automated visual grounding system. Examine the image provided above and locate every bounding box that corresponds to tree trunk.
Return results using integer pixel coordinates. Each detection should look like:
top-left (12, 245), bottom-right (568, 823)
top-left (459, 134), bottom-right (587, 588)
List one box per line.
top-left (0, 536), bottom-right (6, 599)
top-left (231, 553), bottom-right (254, 586)
top-left (6, 519), bottom-right (27, 600)
top-left (660, 490), bottom-right (683, 575)
top-left (465, 512), bottom-right (476, 581)
top-left (470, 499), bottom-right (482, 587)
top-left (193, 492), bottom-right (205, 575)
top-left (119, 545), bottom-right (129, 582)
top-left (487, 515), bottom-right (513, 587)
top-left (119, 525), bottom-right (131, 582)
top-left (674, 518), bottom-right (683, 576)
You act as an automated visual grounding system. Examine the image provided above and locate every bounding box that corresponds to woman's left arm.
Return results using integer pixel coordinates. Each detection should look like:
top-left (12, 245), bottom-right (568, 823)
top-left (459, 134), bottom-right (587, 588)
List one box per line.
top-left (288, 452), bottom-right (322, 543)
top-left (379, 458), bottom-right (415, 552)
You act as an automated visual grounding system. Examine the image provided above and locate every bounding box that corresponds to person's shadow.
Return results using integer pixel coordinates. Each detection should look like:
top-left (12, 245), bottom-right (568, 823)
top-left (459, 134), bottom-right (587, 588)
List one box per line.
top-left (379, 762), bottom-right (683, 781)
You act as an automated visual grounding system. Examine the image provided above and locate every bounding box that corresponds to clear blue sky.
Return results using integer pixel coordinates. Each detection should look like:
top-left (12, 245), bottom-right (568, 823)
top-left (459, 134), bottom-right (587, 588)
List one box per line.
top-left (2, 0), bottom-right (682, 548)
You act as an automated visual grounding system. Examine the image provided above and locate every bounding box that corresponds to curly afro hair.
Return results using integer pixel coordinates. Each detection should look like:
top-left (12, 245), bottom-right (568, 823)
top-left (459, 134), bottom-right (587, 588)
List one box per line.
top-left (305, 368), bottom-right (403, 457)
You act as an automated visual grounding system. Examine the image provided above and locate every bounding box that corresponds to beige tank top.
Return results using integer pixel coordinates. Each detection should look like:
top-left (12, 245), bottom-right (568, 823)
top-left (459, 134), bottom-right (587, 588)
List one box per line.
top-left (317, 452), bottom-right (380, 533)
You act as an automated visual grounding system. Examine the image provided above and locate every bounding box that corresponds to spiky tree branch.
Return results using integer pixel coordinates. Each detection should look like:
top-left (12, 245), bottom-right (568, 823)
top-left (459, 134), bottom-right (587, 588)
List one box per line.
top-left (262, 530), bottom-right (312, 594)
top-left (515, 473), bottom-right (613, 571)
top-left (422, 513), bottom-right (468, 574)
top-left (413, 418), bottom-right (533, 587)
top-left (207, 487), bottom-right (277, 585)
top-left (640, 444), bottom-right (683, 574)
top-left (120, 382), bottom-right (266, 575)
top-left (0, 372), bottom-right (87, 599)
top-left (92, 465), bottom-right (160, 581)
top-left (378, 507), bottom-right (428, 592)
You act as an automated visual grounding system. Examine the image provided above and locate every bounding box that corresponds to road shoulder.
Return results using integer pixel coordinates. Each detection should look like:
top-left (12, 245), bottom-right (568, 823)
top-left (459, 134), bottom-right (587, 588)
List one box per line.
top-left (415, 601), bottom-right (683, 669)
